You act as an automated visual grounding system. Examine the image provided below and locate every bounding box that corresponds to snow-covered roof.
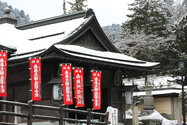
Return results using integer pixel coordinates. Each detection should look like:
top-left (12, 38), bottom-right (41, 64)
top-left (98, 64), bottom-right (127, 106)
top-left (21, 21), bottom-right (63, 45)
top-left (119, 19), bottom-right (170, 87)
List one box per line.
top-left (0, 23), bottom-right (28, 50)
top-left (55, 45), bottom-right (159, 68)
top-left (55, 44), bottom-right (145, 63)
top-left (0, 8), bottom-right (159, 71)
top-left (0, 15), bottom-right (90, 55)
top-left (124, 75), bottom-right (182, 89)
top-left (133, 89), bottom-right (181, 96)
top-left (123, 75), bottom-right (187, 96)
top-left (9, 44), bottom-right (159, 68)
top-left (23, 17), bottom-right (89, 41)
top-left (124, 75), bottom-right (187, 96)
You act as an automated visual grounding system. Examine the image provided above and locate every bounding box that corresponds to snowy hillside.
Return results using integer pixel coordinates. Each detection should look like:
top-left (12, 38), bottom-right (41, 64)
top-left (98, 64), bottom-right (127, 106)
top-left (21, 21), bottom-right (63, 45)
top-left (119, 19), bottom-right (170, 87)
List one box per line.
top-left (0, 0), bottom-right (31, 25)
top-left (102, 24), bottom-right (122, 43)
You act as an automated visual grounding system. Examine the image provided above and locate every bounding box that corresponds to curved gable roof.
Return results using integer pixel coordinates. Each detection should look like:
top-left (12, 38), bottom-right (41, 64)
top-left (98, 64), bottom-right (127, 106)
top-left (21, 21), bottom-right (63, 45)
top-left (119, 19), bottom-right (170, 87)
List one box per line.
top-left (54, 14), bottom-right (120, 53)
top-left (4, 9), bottom-right (159, 77)
top-left (15, 9), bottom-right (120, 53)
top-left (8, 44), bottom-right (159, 78)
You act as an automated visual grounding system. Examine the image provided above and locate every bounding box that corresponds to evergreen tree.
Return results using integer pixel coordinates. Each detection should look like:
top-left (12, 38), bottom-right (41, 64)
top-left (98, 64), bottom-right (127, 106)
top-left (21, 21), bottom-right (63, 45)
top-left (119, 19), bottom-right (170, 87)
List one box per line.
top-left (68, 0), bottom-right (87, 13)
top-left (170, 0), bottom-right (186, 24)
top-left (115, 0), bottom-right (175, 73)
top-left (114, 29), bottom-right (172, 62)
top-left (122, 0), bottom-right (170, 37)
top-left (167, 15), bottom-right (187, 75)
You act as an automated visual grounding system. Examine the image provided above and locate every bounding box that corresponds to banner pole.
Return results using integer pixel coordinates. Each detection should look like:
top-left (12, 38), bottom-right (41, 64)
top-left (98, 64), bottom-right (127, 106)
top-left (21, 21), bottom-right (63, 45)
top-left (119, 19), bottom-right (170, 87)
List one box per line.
top-left (28, 58), bottom-right (31, 101)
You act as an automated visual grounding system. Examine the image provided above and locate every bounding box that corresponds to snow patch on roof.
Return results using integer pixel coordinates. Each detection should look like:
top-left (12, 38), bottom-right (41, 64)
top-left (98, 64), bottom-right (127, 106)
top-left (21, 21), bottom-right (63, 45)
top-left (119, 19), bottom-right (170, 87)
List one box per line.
top-left (124, 74), bottom-right (187, 96)
top-left (0, 23), bottom-right (57, 54)
top-left (9, 50), bottom-right (45, 61)
top-left (133, 89), bottom-right (182, 96)
top-left (0, 23), bottom-right (28, 50)
top-left (55, 45), bottom-right (159, 67)
top-left (55, 44), bottom-right (145, 63)
top-left (0, 15), bottom-right (91, 56)
top-left (23, 17), bottom-right (88, 40)
top-left (1, 15), bottom-right (159, 69)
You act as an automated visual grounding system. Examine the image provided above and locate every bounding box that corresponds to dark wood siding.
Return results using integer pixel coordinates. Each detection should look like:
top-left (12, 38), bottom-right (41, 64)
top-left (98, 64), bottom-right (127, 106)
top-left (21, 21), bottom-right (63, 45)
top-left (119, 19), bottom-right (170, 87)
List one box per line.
top-left (70, 30), bottom-right (106, 51)
top-left (8, 64), bottom-right (29, 83)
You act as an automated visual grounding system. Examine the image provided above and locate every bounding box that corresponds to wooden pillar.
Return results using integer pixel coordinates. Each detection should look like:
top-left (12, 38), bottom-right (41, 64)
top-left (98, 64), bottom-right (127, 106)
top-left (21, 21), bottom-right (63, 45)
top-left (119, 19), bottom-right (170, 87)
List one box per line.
top-left (87, 108), bottom-right (91, 125)
top-left (59, 105), bottom-right (64, 125)
top-left (105, 112), bottom-right (109, 125)
top-left (0, 97), bottom-right (2, 122)
top-left (2, 97), bottom-right (6, 122)
top-left (28, 100), bottom-right (33, 125)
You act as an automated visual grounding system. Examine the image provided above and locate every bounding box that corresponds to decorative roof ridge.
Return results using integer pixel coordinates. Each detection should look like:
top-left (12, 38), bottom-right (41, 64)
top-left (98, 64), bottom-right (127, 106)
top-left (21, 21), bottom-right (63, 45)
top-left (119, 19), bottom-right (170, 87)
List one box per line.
top-left (0, 7), bottom-right (17, 25)
top-left (61, 14), bottom-right (94, 41)
top-left (16, 9), bottom-right (94, 30)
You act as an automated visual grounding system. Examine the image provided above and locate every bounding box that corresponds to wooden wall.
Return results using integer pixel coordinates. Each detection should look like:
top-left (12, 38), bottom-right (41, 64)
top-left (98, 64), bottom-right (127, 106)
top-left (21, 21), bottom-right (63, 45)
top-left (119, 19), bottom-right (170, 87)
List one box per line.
top-left (174, 97), bottom-right (180, 120)
top-left (154, 97), bottom-right (171, 114)
top-left (70, 29), bottom-right (106, 51)
top-left (6, 53), bottom-right (125, 122)
top-left (136, 96), bottom-right (179, 120)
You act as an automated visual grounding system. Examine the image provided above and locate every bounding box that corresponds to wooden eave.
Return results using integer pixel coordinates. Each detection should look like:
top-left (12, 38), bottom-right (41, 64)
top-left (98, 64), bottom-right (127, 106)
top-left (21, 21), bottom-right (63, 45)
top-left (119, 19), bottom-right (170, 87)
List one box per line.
top-left (120, 85), bottom-right (139, 92)
top-left (135, 88), bottom-right (181, 97)
top-left (7, 45), bottom-right (158, 78)
top-left (0, 45), bottom-right (17, 58)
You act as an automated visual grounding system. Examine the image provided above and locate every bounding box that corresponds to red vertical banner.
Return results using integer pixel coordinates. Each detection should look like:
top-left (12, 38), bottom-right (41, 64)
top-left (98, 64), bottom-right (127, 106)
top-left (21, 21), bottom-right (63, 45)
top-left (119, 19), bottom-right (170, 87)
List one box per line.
top-left (73, 67), bottom-right (84, 107)
top-left (30, 58), bottom-right (42, 101)
top-left (92, 70), bottom-right (102, 110)
top-left (0, 51), bottom-right (7, 97)
top-left (61, 63), bottom-right (73, 105)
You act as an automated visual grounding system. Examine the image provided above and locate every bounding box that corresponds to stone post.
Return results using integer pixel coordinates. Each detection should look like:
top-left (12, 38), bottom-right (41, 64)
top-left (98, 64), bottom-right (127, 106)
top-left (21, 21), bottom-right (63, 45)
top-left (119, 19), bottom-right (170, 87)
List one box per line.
top-left (140, 75), bottom-right (162, 124)
top-left (133, 106), bottom-right (139, 125)
top-left (177, 101), bottom-right (182, 125)
top-left (141, 75), bottom-right (155, 115)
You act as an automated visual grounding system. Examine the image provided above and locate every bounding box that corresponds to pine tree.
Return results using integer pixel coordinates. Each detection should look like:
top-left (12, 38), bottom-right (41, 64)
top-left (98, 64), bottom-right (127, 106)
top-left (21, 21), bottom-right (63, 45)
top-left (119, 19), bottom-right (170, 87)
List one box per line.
top-left (122, 0), bottom-right (170, 37)
top-left (68, 0), bottom-right (87, 13)
top-left (167, 15), bottom-right (187, 75)
top-left (115, 0), bottom-right (175, 73)
top-left (167, 0), bottom-right (186, 24)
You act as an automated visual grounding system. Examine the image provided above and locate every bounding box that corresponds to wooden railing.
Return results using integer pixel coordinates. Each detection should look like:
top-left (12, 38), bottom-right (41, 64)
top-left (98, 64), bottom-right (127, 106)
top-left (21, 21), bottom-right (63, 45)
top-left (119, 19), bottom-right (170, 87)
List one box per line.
top-left (0, 100), bottom-right (109, 125)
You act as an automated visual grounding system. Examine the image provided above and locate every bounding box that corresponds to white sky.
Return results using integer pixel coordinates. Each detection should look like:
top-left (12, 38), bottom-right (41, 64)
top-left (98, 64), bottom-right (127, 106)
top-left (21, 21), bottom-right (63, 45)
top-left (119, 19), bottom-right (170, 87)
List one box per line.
top-left (1, 0), bottom-right (134, 26)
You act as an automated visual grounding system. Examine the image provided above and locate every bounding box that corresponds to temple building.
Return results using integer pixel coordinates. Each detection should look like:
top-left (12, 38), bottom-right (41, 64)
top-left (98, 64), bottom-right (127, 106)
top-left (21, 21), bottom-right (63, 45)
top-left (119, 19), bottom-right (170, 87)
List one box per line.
top-left (0, 8), bottom-right (159, 125)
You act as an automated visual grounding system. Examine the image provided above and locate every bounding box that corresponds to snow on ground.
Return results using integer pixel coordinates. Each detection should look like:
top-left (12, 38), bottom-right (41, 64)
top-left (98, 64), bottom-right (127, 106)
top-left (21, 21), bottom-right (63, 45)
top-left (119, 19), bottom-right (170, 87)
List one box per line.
top-left (126, 109), bottom-right (177, 125)
top-left (124, 75), bottom-right (182, 125)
